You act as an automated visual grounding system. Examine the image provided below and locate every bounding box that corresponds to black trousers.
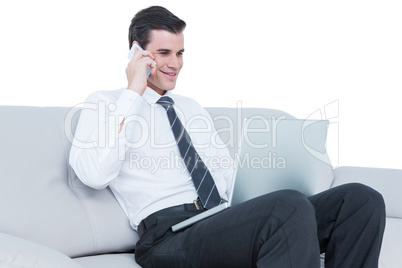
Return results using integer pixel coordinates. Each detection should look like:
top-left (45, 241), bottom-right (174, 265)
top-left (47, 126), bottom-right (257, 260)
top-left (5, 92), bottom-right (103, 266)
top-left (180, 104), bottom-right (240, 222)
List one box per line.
top-left (135, 183), bottom-right (386, 268)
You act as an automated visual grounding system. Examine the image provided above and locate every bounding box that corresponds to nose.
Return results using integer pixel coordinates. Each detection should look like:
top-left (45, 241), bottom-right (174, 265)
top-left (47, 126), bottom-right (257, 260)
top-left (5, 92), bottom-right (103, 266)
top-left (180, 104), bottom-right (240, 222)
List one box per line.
top-left (167, 55), bottom-right (182, 70)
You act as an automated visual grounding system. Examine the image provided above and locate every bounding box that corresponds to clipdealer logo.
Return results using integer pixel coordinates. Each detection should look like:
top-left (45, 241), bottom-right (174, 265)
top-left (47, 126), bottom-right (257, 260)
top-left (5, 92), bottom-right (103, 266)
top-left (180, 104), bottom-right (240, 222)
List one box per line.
top-left (64, 99), bottom-right (339, 167)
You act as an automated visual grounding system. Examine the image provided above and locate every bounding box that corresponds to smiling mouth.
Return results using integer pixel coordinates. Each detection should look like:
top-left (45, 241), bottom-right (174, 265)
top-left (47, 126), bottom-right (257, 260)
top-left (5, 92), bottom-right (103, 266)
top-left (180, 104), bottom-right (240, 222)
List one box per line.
top-left (160, 70), bottom-right (177, 77)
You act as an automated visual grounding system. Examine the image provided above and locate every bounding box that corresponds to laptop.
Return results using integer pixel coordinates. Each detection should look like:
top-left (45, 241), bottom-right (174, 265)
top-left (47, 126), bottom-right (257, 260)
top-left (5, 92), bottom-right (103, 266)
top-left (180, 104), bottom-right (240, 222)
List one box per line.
top-left (171, 117), bottom-right (329, 232)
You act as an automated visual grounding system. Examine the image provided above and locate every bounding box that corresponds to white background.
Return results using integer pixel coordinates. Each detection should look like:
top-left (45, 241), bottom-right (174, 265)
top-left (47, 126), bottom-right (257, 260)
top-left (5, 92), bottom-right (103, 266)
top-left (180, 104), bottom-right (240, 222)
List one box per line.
top-left (1, 0), bottom-right (401, 169)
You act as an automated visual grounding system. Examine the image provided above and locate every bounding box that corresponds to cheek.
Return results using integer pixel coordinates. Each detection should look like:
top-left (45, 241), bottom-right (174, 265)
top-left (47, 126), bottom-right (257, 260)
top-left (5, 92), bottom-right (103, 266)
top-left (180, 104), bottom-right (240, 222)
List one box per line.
top-left (154, 57), bottom-right (165, 68)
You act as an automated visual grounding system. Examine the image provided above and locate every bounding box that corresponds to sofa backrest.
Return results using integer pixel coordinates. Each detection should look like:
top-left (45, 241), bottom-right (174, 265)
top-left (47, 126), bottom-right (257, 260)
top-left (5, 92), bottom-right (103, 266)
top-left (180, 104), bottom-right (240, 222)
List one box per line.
top-left (0, 105), bottom-right (334, 258)
top-left (0, 106), bottom-right (137, 258)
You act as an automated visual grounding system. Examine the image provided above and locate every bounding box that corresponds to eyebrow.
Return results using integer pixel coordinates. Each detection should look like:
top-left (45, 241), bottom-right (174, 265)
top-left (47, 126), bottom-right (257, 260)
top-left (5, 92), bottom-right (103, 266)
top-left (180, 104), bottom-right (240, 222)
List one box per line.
top-left (156, 48), bottom-right (185, 53)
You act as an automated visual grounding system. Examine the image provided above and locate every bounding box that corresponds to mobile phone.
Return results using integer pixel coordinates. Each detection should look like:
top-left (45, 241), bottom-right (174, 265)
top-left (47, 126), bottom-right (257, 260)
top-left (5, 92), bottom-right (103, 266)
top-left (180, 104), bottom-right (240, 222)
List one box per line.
top-left (128, 43), bottom-right (152, 78)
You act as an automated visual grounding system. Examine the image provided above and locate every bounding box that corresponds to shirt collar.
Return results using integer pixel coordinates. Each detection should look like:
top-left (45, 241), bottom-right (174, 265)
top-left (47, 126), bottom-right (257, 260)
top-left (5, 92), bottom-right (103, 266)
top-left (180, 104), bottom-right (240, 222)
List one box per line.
top-left (142, 87), bottom-right (174, 105)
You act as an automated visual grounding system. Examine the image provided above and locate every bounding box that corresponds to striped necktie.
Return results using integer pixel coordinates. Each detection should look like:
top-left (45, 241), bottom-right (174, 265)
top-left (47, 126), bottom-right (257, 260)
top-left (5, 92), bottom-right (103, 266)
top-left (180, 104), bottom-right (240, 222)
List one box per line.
top-left (157, 96), bottom-right (222, 209)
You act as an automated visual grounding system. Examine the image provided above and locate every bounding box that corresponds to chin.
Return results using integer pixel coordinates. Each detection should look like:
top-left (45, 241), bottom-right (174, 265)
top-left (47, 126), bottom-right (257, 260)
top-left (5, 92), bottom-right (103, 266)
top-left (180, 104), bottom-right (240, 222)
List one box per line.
top-left (148, 81), bottom-right (176, 94)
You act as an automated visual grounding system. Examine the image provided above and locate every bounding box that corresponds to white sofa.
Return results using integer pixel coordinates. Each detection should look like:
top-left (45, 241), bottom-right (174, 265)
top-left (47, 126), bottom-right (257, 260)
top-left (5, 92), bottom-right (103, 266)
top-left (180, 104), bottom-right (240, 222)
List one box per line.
top-left (0, 105), bottom-right (401, 268)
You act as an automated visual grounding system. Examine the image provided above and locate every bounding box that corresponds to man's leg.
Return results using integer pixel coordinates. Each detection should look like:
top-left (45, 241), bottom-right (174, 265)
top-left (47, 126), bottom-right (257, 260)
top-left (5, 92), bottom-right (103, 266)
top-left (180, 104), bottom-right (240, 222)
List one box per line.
top-left (135, 190), bottom-right (321, 268)
top-left (308, 183), bottom-right (386, 268)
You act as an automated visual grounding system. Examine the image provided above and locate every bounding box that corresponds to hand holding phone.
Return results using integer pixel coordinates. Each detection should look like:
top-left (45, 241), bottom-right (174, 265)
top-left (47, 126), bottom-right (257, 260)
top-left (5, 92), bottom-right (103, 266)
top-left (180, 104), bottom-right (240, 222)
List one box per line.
top-left (126, 42), bottom-right (156, 95)
top-left (128, 43), bottom-right (152, 78)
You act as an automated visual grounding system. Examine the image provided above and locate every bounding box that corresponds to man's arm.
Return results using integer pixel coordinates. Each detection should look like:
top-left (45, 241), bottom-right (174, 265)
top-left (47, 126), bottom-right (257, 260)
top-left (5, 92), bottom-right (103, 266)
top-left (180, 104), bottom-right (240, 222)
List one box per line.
top-left (70, 45), bottom-right (155, 189)
top-left (69, 90), bottom-right (140, 189)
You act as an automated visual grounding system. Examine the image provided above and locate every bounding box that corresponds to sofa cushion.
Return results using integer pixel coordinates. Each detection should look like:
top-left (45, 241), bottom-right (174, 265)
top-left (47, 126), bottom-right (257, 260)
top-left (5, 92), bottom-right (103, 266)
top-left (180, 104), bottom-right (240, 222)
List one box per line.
top-left (378, 218), bottom-right (402, 268)
top-left (0, 106), bottom-right (137, 257)
top-left (0, 233), bottom-right (80, 268)
top-left (74, 253), bottom-right (141, 268)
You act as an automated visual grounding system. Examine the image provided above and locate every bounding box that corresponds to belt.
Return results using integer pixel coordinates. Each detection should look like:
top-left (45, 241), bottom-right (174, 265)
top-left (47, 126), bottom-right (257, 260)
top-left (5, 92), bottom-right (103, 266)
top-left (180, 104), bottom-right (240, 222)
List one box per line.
top-left (138, 198), bottom-right (205, 236)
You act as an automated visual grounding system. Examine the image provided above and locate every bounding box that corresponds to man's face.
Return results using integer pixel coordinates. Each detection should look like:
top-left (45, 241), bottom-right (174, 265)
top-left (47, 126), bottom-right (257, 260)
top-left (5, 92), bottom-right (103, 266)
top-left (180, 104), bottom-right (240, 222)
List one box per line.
top-left (145, 29), bottom-right (184, 95)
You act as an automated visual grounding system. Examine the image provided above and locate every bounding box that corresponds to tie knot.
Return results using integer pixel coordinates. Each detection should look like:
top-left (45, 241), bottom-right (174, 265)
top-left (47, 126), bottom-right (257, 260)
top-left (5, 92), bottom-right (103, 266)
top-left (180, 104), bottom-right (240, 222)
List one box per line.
top-left (157, 96), bottom-right (175, 109)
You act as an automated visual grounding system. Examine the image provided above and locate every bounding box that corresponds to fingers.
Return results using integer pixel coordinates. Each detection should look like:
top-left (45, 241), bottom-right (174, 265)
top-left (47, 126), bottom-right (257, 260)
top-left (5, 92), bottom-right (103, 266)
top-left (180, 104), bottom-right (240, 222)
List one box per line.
top-left (150, 59), bottom-right (157, 76)
top-left (132, 48), bottom-right (155, 61)
top-left (128, 48), bottom-right (156, 76)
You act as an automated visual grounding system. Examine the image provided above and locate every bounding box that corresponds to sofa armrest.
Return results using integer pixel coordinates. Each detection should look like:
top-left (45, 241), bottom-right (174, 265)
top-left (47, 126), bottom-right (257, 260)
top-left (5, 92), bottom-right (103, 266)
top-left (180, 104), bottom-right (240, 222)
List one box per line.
top-left (332, 166), bottom-right (402, 218)
top-left (0, 232), bottom-right (81, 268)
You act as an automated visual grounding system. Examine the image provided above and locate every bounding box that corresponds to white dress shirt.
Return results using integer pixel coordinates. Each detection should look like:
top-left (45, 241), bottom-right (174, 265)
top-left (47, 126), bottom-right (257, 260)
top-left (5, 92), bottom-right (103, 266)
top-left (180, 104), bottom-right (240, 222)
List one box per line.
top-left (69, 87), bottom-right (234, 230)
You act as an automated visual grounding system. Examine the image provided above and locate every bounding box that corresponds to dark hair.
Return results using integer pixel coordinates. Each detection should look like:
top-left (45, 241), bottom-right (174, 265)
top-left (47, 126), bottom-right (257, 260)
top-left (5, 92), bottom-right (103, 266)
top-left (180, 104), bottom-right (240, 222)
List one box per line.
top-left (128, 6), bottom-right (186, 49)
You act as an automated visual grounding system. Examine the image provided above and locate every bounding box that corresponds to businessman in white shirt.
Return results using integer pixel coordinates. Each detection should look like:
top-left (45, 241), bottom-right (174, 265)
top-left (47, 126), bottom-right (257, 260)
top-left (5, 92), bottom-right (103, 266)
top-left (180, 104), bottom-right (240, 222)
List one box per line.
top-left (70, 6), bottom-right (385, 268)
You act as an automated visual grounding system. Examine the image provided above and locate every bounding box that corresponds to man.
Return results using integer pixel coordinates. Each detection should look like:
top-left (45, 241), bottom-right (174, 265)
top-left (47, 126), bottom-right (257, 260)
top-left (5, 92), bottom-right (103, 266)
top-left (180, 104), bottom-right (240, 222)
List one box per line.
top-left (70, 6), bottom-right (385, 267)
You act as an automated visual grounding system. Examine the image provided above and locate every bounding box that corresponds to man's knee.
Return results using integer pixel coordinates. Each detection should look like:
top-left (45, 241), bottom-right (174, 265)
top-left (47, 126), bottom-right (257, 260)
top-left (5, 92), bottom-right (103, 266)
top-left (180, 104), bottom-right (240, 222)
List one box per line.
top-left (264, 189), bottom-right (316, 224)
top-left (344, 183), bottom-right (384, 204)
top-left (274, 189), bottom-right (314, 209)
top-left (336, 183), bottom-right (386, 217)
